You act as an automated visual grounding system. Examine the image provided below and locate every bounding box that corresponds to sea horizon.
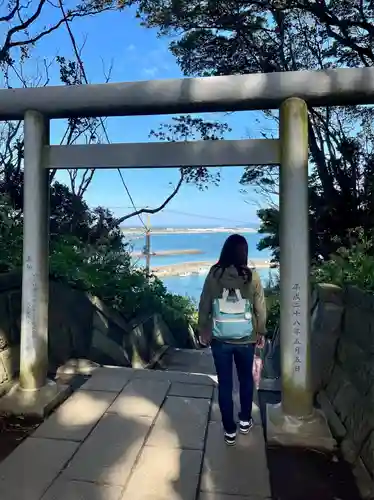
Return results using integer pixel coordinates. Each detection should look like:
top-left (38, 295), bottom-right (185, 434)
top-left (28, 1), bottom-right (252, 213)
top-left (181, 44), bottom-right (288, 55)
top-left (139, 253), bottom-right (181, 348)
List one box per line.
top-left (121, 225), bottom-right (260, 235)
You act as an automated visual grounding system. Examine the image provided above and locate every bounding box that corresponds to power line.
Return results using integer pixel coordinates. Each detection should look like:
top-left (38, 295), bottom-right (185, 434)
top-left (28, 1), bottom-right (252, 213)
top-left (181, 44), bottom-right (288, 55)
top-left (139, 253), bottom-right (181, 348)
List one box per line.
top-left (105, 206), bottom-right (252, 225)
top-left (161, 209), bottom-right (250, 224)
top-left (59, 3), bottom-right (147, 231)
top-left (116, 171), bottom-right (147, 230)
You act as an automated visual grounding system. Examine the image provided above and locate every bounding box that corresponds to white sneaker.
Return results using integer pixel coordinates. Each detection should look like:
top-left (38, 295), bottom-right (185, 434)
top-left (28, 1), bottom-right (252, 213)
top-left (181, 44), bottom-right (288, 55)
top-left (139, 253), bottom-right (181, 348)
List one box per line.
top-left (239, 418), bottom-right (254, 434)
top-left (224, 432), bottom-right (237, 446)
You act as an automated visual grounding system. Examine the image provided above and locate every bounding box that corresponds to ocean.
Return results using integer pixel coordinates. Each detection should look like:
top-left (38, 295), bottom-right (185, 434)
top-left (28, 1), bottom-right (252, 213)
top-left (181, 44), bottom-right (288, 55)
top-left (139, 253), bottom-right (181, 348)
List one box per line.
top-left (126, 231), bottom-right (273, 302)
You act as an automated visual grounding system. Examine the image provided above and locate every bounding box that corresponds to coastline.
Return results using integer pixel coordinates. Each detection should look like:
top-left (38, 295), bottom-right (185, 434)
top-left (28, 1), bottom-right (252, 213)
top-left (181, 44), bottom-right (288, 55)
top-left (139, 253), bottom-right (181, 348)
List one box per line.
top-left (152, 258), bottom-right (275, 277)
top-left (122, 227), bottom-right (258, 236)
top-left (131, 249), bottom-right (202, 257)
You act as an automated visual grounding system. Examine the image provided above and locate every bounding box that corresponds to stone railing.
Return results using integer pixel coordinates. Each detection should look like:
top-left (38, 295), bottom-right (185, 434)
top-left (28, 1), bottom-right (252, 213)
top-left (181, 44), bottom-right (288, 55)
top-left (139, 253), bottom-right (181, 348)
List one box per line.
top-left (259, 283), bottom-right (374, 497)
top-left (314, 285), bottom-right (374, 499)
top-left (0, 271), bottom-right (195, 396)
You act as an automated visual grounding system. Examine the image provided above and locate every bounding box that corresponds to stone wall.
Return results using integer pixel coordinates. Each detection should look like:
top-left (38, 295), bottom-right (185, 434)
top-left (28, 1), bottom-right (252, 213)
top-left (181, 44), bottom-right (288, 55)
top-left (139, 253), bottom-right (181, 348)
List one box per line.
top-left (313, 284), bottom-right (374, 499)
top-left (0, 271), bottom-right (189, 396)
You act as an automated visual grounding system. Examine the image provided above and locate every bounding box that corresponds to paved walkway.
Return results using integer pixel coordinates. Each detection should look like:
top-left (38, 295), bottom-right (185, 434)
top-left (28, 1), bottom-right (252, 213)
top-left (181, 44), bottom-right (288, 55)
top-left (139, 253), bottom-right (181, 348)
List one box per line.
top-left (0, 350), bottom-right (271, 500)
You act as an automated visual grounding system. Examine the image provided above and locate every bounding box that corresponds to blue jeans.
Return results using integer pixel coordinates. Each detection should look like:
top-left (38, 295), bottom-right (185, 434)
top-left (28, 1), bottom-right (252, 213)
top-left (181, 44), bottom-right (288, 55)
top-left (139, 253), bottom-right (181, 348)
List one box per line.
top-left (211, 340), bottom-right (255, 434)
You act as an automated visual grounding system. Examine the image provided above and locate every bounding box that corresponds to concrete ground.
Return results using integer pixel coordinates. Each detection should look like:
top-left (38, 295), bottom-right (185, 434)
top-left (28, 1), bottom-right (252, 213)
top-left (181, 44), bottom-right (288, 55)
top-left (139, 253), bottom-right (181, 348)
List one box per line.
top-left (0, 349), bottom-right (271, 500)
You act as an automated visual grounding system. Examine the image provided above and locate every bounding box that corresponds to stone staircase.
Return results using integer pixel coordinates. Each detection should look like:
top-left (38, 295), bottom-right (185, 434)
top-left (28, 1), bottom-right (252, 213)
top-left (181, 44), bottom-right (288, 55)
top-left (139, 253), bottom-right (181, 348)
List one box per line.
top-left (0, 349), bottom-right (271, 500)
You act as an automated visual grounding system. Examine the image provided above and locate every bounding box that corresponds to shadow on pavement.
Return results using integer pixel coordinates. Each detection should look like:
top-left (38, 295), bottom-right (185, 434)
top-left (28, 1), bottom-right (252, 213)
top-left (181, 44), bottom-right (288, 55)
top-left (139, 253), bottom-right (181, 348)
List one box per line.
top-left (258, 390), bottom-right (363, 500)
top-left (1, 357), bottom-right (259, 500)
top-left (0, 350), bottom-right (364, 500)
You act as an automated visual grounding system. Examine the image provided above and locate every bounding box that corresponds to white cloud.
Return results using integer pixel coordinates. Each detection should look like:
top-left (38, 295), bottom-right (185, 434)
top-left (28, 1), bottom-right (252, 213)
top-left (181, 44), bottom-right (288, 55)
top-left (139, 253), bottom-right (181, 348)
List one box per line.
top-left (148, 48), bottom-right (171, 71)
top-left (142, 66), bottom-right (159, 78)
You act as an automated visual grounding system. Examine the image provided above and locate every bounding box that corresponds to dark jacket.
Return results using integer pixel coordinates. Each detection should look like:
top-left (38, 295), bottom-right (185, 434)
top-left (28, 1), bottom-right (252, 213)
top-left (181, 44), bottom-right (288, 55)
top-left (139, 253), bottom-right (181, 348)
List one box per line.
top-left (198, 265), bottom-right (267, 343)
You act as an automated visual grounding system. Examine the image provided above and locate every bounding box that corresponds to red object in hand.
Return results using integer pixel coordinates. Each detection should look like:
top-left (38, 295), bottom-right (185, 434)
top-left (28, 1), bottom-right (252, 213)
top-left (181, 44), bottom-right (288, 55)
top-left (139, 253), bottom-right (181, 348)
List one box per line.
top-left (256, 335), bottom-right (265, 349)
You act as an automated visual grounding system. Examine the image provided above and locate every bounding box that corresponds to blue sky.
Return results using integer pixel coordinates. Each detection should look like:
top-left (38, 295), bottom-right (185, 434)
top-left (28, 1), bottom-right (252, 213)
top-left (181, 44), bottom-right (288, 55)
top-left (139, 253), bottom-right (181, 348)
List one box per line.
top-left (3, 4), bottom-right (278, 227)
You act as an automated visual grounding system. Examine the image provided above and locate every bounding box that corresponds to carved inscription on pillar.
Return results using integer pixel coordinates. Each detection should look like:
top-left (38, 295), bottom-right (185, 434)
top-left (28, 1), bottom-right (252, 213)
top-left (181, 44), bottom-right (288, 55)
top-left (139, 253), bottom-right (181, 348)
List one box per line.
top-left (292, 283), bottom-right (304, 379)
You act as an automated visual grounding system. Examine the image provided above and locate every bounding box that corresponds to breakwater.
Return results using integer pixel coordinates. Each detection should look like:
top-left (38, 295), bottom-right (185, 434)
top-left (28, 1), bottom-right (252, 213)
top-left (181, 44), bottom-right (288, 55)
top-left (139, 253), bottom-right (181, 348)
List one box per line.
top-left (152, 258), bottom-right (275, 277)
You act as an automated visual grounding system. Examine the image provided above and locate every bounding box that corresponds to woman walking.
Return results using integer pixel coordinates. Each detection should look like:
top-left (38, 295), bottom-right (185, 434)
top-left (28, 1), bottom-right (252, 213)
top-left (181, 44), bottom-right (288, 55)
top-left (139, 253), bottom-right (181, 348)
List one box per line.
top-left (198, 234), bottom-right (267, 445)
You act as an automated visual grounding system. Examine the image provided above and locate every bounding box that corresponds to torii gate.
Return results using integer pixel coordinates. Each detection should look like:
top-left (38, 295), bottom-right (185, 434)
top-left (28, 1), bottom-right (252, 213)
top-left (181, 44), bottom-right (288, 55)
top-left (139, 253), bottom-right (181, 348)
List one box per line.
top-left (0, 67), bottom-right (373, 448)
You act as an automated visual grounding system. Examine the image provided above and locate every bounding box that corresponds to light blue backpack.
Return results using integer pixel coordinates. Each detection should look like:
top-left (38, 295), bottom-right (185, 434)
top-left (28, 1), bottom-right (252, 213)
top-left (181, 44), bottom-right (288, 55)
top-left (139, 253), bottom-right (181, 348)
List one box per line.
top-left (212, 288), bottom-right (253, 340)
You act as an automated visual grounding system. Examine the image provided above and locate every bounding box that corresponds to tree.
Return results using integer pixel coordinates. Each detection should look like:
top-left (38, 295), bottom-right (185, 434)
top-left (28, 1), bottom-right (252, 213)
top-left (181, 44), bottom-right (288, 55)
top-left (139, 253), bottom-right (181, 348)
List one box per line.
top-left (0, 192), bottom-right (198, 338)
top-left (313, 228), bottom-right (374, 292)
top-left (129, 0), bottom-right (374, 262)
top-left (0, 0), bottom-right (116, 201)
top-left (130, 0), bottom-right (374, 70)
top-left (0, 0), bottom-right (126, 243)
top-left (0, 0), bottom-right (122, 66)
top-left (0, 0), bottom-right (203, 338)
top-left (0, 54), bottom-right (116, 245)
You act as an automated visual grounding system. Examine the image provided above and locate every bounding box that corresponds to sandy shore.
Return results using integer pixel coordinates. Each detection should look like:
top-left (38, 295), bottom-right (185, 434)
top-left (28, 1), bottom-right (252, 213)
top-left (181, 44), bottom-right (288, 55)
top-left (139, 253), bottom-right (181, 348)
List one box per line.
top-left (152, 258), bottom-right (275, 277)
top-left (132, 249), bottom-right (202, 257)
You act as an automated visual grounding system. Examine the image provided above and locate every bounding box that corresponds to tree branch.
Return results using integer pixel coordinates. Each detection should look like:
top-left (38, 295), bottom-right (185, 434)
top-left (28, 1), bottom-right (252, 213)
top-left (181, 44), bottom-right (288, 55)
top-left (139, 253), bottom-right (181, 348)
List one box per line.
top-left (1, 0), bottom-right (48, 58)
top-left (0, 0), bottom-right (19, 23)
top-left (114, 172), bottom-right (185, 226)
top-left (0, 1), bottom-right (116, 63)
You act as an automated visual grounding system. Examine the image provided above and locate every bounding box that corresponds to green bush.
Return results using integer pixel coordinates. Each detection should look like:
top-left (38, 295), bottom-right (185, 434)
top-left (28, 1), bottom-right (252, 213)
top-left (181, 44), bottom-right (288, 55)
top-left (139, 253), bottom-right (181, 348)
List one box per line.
top-left (0, 195), bottom-right (197, 339)
top-left (50, 236), bottom-right (198, 336)
top-left (259, 228), bottom-right (374, 337)
top-left (261, 229), bottom-right (374, 337)
top-left (0, 195), bottom-right (23, 272)
top-left (312, 228), bottom-right (374, 292)
top-left (263, 271), bottom-right (280, 335)
top-left (157, 294), bottom-right (197, 346)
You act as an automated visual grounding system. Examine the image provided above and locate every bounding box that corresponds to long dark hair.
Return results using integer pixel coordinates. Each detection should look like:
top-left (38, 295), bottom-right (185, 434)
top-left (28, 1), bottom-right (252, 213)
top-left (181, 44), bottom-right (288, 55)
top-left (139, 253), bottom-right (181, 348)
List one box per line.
top-left (213, 234), bottom-right (252, 282)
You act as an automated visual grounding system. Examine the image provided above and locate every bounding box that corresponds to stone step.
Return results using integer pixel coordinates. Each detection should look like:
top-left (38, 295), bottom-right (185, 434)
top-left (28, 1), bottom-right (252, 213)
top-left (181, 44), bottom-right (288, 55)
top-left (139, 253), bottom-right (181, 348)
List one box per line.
top-left (0, 360), bottom-right (270, 500)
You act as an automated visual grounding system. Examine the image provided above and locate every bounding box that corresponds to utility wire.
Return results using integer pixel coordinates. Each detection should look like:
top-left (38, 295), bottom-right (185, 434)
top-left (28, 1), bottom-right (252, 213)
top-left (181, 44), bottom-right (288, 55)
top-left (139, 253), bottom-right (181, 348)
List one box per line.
top-left (106, 206), bottom-right (252, 225)
top-left (58, 1), bottom-right (147, 232)
top-left (160, 209), bottom-right (250, 224)
top-left (116, 170), bottom-right (147, 230)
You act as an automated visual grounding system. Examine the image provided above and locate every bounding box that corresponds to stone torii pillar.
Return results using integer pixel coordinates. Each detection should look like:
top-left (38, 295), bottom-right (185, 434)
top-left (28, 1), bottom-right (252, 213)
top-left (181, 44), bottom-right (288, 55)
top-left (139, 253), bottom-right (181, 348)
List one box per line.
top-left (266, 98), bottom-right (334, 449)
top-left (0, 110), bottom-right (67, 416)
top-left (19, 110), bottom-right (50, 392)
